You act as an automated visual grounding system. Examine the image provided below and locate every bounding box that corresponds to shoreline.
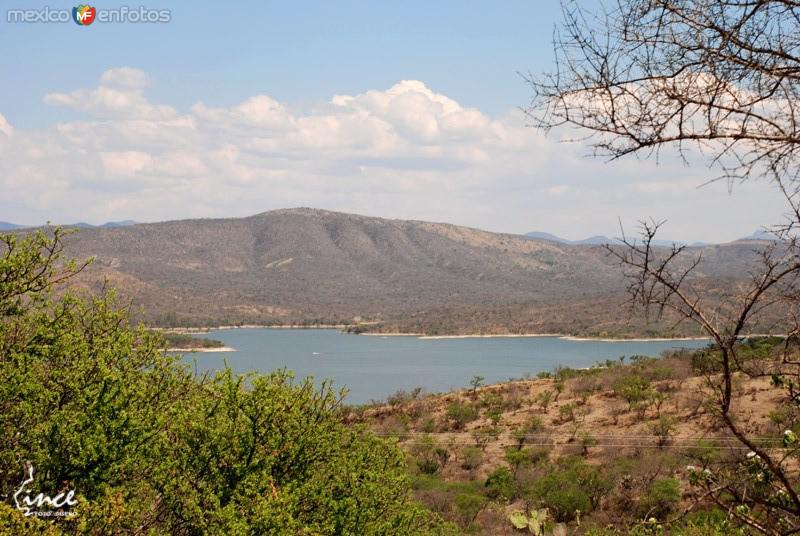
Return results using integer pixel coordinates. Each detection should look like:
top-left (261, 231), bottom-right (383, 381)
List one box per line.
top-left (157, 324), bottom-right (349, 334)
top-left (152, 324), bottom-right (778, 342)
top-left (360, 332), bottom-right (425, 337)
top-left (418, 333), bottom-right (564, 340)
top-left (558, 335), bottom-right (711, 343)
top-left (167, 346), bottom-right (236, 353)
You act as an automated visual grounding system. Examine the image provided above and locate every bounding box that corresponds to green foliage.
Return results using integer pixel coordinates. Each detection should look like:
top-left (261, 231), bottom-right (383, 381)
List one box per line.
top-left (453, 492), bottom-right (486, 527)
top-left (460, 447), bottom-right (483, 471)
top-left (161, 331), bottom-right (224, 349)
top-left (411, 436), bottom-right (450, 475)
top-left (508, 508), bottom-right (549, 535)
top-left (639, 478), bottom-right (681, 520)
top-left (614, 375), bottom-right (653, 410)
top-left (528, 458), bottom-right (609, 522)
top-left (514, 415), bottom-right (544, 448)
top-left (558, 403), bottom-right (577, 423)
top-left (537, 390), bottom-right (554, 413)
top-left (446, 402), bottom-right (479, 429)
top-left (469, 375), bottom-right (485, 393)
top-left (580, 432), bottom-right (598, 456)
top-left (691, 337), bottom-right (784, 375)
top-left (648, 416), bottom-right (675, 447)
top-left (505, 447), bottom-right (549, 473)
top-left (484, 467), bottom-right (515, 501)
top-left (0, 230), bottom-right (453, 535)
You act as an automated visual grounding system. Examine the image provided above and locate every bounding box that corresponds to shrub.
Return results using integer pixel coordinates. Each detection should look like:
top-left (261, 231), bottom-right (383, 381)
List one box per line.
top-left (469, 375), bottom-right (485, 395)
top-left (649, 416), bottom-right (676, 447)
top-left (537, 390), bottom-right (554, 413)
top-left (558, 403), bottom-right (577, 423)
top-left (460, 446), bottom-right (483, 470)
top-left (446, 402), bottom-right (479, 429)
top-left (533, 484), bottom-right (591, 523)
top-left (485, 467), bottom-right (515, 500)
top-left (0, 230), bottom-right (454, 535)
top-left (411, 436), bottom-right (450, 475)
top-left (454, 492), bottom-right (487, 527)
top-left (529, 458), bottom-right (609, 522)
top-left (614, 375), bottom-right (653, 410)
top-left (514, 415), bottom-right (544, 449)
top-left (639, 477), bottom-right (681, 520)
top-left (580, 432), bottom-right (598, 456)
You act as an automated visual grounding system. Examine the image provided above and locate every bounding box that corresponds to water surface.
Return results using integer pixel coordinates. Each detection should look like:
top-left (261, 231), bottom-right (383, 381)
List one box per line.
top-left (186, 329), bottom-right (709, 404)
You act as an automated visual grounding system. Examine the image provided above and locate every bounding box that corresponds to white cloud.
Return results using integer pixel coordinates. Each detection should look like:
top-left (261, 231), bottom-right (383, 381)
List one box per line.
top-left (0, 113), bottom-right (12, 137)
top-left (0, 69), bottom-right (788, 242)
top-left (99, 67), bottom-right (151, 89)
top-left (44, 69), bottom-right (174, 120)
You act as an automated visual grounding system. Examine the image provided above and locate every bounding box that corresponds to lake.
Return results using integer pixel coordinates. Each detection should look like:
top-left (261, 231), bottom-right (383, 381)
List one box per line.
top-left (185, 329), bottom-right (709, 404)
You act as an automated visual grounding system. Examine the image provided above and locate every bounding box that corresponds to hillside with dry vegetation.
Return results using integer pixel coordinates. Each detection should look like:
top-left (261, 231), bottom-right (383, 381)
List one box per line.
top-left (347, 337), bottom-right (797, 534)
top-left (45, 208), bottom-right (778, 337)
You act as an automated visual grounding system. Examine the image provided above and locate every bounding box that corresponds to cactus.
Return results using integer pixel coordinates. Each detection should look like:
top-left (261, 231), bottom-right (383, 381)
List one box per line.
top-left (508, 508), bottom-right (549, 535)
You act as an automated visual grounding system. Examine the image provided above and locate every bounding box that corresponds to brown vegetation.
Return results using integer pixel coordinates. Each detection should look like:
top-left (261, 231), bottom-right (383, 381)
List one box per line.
top-left (349, 339), bottom-right (794, 534)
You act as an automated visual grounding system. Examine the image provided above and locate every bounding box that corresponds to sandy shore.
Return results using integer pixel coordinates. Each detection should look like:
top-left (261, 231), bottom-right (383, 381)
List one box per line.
top-left (559, 336), bottom-right (711, 343)
top-left (167, 346), bottom-right (236, 353)
top-left (159, 324), bottom-right (349, 334)
top-left (418, 333), bottom-right (563, 340)
top-left (360, 332), bottom-right (425, 337)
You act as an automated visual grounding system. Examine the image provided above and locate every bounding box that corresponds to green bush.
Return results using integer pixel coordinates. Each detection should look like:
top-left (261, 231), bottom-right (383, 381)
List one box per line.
top-left (514, 415), bottom-right (544, 448)
top-left (411, 436), bottom-right (450, 475)
top-left (639, 477), bottom-right (681, 520)
top-left (614, 375), bottom-right (653, 410)
top-left (0, 230), bottom-right (454, 535)
top-left (460, 446), bottom-right (483, 470)
top-left (454, 492), bottom-right (487, 527)
top-left (484, 467), bottom-right (515, 500)
top-left (529, 458), bottom-right (609, 522)
top-left (446, 402), bottom-right (479, 429)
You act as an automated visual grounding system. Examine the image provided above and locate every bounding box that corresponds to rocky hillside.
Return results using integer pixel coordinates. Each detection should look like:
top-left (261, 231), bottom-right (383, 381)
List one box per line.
top-left (51, 208), bottom-right (772, 335)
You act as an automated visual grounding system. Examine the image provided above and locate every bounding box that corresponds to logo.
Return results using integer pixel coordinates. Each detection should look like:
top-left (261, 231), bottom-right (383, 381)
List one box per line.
top-left (72, 4), bottom-right (96, 25)
top-left (13, 465), bottom-right (77, 518)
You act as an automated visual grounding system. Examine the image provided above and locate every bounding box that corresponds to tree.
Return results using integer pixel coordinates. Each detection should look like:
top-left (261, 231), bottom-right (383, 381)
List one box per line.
top-left (0, 229), bottom-right (455, 535)
top-left (529, 2), bottom-right (800, 533)
top-left (469, 375), bottom-right (485, 396)
top-left (527, 0), bottom-right (800, 187)
top-left (537, 390), bottom-right (554, 413)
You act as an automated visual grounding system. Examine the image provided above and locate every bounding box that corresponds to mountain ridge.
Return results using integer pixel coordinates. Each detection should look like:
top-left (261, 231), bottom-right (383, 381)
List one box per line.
top-left (33, 208), bottom-right (778, 337)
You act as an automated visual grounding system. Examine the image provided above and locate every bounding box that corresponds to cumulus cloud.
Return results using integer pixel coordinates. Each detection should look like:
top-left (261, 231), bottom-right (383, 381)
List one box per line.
top-left (100, 67), bottom-right (151, 89)
top-left (0, 69), bottom-right (787, 241)
top-left (44, 68), bottom-right (175, 120)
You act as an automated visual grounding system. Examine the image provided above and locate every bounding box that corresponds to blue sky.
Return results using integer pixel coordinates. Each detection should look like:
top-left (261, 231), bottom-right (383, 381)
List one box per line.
top-left (0, 0), bottom-right (786, 241)
top-left (1, 1), bottom-right (558, 125)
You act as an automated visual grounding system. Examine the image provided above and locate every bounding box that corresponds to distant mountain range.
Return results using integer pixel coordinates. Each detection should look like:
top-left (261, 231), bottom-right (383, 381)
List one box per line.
top-left (524, 229), bottom-right (778, 246)
top-left (0, 220), bottom-right (137, 231)
top-left (26, 208), bottom-right (780, 337)
top-left (2, 218), bottom-right (775, 245)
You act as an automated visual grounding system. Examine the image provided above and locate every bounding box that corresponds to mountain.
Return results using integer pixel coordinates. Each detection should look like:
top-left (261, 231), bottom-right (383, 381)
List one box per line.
top-left (525, 231), bottom-right (691, 248)
top-left (63, 220), bottom-right (138, 229)
top-left (523, 231), bottom-right (571, 244)
top-left (48, 208), bottom-right (777, 336)
top-left (527, 229), bottom-right (774, 246)
top-left (100, 220), bottom-right (137, 228)
top-left (741, 229), bottom-right (779, 241)
top-left (0, 220), bottom-right (137, 231)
